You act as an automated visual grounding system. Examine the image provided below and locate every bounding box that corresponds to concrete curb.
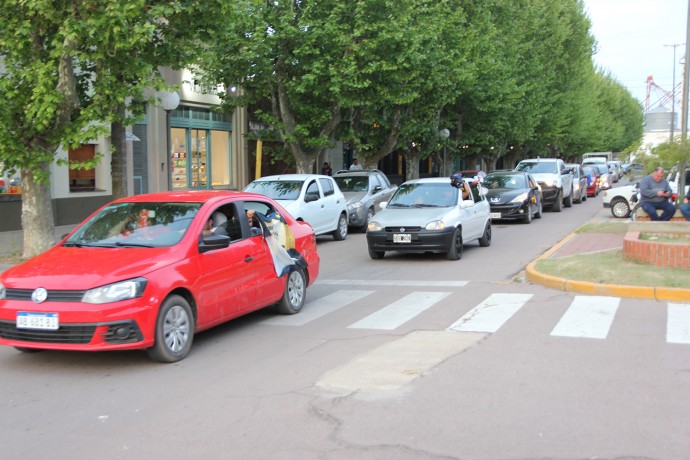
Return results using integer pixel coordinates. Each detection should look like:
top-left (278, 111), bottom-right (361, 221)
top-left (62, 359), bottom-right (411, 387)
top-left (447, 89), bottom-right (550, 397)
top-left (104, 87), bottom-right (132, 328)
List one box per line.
top-left (525, 231), bottom-right (690, 302)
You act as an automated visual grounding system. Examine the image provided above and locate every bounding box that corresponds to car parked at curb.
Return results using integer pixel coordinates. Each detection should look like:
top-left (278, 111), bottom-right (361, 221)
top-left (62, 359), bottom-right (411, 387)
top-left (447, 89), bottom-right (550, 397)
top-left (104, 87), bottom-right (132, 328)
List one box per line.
top-left (0, 191), bottom-right (321, 362)
top-left (482, 170), bottom-right (543, 223)
top-left (333, 169), bottom-right (397, 231)
top-left (602, 182), bottom-right (639, 218)
top-left (514, 158), bottom-right (574, 211)
top-left (244, 174), bottom-right (348, 240)
top-left (565, 163), bottom-right (588, 204)
top-left (582, 165), bottom-right (600, 197)
top-left (366, 177), bottom-right (492, 260)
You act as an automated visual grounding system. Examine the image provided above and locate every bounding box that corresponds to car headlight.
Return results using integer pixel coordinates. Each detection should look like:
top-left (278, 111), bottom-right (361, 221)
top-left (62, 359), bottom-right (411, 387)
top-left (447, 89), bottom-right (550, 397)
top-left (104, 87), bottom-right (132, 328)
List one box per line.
top-left (368, 221), bottom-right (383, 232)
top-left (0, 282), bottom-right (5, 300)
top-left (425, 220), bottom-right (446, 230)
top-left (82, 277), bottom-right (148, 304)
top-left (542, 179), bottom-right (556, 187)
top-left (510, 193), bottom-right (529, 203)
top-left (348, 202), bottom-right (364, 211)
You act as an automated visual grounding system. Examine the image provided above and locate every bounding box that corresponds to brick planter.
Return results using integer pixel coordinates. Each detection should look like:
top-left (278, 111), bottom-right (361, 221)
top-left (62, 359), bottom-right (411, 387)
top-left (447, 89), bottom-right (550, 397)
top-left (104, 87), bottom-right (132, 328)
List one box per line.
top-left (623, 229), bottom-right (690, 268)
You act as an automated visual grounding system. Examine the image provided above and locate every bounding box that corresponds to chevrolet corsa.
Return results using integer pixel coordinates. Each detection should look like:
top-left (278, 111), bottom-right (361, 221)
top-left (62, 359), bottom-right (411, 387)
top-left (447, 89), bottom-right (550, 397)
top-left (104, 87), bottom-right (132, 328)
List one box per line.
top-left (0, 191), bottom-right (320, 362)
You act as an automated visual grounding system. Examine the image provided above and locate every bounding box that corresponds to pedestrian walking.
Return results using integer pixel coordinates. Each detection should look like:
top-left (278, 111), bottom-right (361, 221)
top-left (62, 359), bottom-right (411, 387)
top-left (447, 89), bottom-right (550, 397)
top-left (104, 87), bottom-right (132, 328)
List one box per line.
top-left (321, 162), bottom-right (332, 176)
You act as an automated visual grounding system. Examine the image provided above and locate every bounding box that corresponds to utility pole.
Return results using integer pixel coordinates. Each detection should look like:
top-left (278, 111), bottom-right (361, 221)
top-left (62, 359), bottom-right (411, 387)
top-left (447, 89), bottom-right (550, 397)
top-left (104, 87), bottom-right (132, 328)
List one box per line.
top-left (664, 43), bottom-right (683, 142)
top-left (679, 0), bottom-right (690, 202)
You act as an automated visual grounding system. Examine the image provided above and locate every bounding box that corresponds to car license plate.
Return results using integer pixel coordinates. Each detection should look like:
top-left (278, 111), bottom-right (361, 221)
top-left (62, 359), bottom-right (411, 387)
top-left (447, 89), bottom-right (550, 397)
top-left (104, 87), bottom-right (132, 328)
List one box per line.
top-left (490, 212), bottom-right (501, 219)
top-left (16, 312), bottom-right (59, 330)
top-left (393, 233), bottom-right (411, 243)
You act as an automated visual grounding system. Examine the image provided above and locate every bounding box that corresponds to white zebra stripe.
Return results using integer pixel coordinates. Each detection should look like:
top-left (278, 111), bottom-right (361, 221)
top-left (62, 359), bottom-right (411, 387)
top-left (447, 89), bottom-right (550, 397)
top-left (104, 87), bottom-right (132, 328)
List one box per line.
top-left (550, 295), bottom-right (620, 339)
top-left (447, 293), bottom-right (533, 333)
top-left (262, 290), bottom-right (375, 326)
top-left (317, 279), bottom-right (468, 287)
top-left (667, 303), bottom-right (690, 344)
top-left (348, 291), bottom-right (451, 330)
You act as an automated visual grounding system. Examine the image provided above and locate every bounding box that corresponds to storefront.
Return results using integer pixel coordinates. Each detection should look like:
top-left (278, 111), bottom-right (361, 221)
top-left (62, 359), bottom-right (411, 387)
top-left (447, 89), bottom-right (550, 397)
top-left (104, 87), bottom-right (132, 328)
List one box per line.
top-left (169, 106), bottom-right (234, 190)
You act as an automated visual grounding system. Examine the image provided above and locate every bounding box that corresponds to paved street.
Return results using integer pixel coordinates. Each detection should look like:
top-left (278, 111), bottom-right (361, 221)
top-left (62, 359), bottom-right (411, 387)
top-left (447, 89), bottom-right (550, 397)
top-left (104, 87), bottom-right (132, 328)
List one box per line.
top-left (1, 191), bottom-right (689, 459)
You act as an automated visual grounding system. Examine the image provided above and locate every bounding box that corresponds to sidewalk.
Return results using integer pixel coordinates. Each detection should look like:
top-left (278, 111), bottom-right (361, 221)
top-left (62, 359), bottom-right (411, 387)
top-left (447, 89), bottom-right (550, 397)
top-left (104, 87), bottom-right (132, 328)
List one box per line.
top-left (525, 228), bottom-right (690, 302)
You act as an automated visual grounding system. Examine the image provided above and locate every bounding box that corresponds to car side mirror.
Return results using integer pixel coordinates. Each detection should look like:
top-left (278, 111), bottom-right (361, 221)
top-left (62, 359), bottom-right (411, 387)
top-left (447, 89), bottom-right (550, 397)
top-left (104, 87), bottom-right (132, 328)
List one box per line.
top-left (304, 192), bottom-right (319, 203)
top-left (372, 185), bottom-right (382, 193)
top-left (461, 199), bottom-right (475, 208)
top-left (380, 202), bottom-right (388, 209)
top-left (199, 234), bottom-right (231, 253)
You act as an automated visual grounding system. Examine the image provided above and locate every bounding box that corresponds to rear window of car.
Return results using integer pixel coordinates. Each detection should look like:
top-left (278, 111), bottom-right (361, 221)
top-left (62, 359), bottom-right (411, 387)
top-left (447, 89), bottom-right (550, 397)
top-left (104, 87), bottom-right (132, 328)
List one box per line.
top-left (244, 180), bottom-right (303, 200)
top-left (334, 176), bottom-right (367, 192)
top-left (319, 177), bottom-right (335, 196)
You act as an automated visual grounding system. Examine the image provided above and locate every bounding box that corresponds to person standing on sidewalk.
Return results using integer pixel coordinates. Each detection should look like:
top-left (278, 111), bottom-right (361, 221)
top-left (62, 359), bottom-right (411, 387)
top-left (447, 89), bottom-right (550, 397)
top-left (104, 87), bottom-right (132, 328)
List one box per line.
top-left (639, 167), bottom-right (676, 221)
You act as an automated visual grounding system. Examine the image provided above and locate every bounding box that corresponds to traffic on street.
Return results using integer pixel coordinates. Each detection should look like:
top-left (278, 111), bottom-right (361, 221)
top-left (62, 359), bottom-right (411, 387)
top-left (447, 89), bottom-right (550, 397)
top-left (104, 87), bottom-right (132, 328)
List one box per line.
top-left (1, 176), bottom-right (688, 459)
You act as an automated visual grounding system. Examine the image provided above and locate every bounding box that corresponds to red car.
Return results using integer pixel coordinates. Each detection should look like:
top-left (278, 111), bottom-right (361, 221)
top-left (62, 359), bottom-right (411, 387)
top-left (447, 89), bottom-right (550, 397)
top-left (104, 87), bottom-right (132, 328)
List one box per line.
top-left (582, 165), bottom-right (600, 197)
top-left (0, 191), bottom-right (320, 362)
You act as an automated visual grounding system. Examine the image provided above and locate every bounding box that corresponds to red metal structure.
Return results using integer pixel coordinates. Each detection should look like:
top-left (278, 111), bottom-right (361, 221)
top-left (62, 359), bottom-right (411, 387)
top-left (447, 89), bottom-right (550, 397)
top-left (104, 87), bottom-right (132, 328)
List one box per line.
top-left (645, 75), bottom-right (682, 112)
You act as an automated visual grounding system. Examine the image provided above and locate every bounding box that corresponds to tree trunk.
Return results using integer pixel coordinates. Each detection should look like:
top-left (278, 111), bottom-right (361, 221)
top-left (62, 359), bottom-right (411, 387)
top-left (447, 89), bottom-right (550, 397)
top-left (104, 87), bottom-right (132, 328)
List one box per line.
top-left (20, 165), bottom-right (56, 259)
top-left (403, 150), bottom-right (420, 181)
top-left (110, 108), bottom-right (127, 199)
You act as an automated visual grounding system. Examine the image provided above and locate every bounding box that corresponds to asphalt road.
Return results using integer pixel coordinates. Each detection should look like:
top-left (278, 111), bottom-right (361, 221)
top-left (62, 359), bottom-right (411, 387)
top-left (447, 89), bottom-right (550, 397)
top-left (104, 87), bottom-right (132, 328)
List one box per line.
top-left (1, 189), bottom-right (688, 459)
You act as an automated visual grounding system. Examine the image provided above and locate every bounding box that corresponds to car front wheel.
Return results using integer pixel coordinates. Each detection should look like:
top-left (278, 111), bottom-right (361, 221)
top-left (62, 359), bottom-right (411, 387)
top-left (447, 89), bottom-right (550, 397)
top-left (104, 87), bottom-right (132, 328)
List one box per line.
top-left (551, 190), bottom-right (562, 212)
top-left (333, 213), bottom-right (348, 240)
top-left (147, 295), bottom-right (194, 363)
top-left (610, 198), bottom-right (631, 218)
top-left (276, 268), bottom-right (306, 314)
top-left (447, 227), bottom-right (463, 260)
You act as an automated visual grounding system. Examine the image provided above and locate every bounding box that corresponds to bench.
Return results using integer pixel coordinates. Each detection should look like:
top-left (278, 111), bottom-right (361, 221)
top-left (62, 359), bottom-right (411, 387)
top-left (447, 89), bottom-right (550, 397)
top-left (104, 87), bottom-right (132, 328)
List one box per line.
top-left (635, 208), bottom-right (687, 221)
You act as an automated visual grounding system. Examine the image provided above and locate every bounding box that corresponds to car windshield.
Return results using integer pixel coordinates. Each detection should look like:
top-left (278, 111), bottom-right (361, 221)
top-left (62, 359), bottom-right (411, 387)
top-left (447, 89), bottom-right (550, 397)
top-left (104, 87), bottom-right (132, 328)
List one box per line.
top-left (334, 176), bottom-right (368, 192)
top-left (595, 165), bottom-right (609, 174)
top-left (244, 180), bottom-right (303, 200)
top-left (483, 174), bottom-right (527, 190)
top-left (515, 161), bottom-right (558, 174)
top-left (388, 183), bottom-right (458, 207)
top-left (64, 202), bottom-right (201, 248)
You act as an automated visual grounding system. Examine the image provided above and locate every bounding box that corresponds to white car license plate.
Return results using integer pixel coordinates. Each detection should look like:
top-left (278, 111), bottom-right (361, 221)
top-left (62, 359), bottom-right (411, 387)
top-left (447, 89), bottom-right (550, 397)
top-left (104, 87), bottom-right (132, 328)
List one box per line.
top-left (16, 312), bottom-right (59, 330)
top-left (490, 212), bottom-right (501, 219)
top-left (393, 233), bottom-right (411, 243)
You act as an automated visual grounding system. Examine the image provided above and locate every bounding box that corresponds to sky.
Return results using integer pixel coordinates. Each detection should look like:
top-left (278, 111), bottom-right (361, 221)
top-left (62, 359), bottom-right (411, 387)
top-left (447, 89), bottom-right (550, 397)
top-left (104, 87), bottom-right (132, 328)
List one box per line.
top-left (582, 0), bottom-right (688, 111)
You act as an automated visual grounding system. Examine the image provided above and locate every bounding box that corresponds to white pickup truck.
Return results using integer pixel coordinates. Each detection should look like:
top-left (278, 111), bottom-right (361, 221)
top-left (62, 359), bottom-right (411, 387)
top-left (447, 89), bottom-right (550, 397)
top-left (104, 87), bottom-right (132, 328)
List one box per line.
top-left (515, 158), bottom-right (574, 211)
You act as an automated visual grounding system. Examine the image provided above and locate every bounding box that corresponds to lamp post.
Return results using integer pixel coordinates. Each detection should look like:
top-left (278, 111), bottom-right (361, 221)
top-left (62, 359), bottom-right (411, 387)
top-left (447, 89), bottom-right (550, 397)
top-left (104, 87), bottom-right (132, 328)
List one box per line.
top-left (159, 90), bottom-right (180, 190)
top-left (439, 128), bottom-right (450, 177)
top-left (664, 43), bottom-right (683, 142)
top-left (249, 121), bottom-right (268, 179)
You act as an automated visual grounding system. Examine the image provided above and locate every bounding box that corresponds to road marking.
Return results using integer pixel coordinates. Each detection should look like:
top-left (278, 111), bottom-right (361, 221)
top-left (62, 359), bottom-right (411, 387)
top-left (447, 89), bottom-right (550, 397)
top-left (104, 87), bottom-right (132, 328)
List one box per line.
top-left (550, 295), bottom-right (620, 339)
top-left (348, 291), bottom-right (451, 330)
top-left (316, 279), bottom-right (468, 287)
top-left (316, 330), bottom-right (486, 396)
top-left (447, 293), bottom-right (532, 333)
top-left (261, 290), bottom-right (374, 326)
top-left (667, 303), bottom-right (690, 344)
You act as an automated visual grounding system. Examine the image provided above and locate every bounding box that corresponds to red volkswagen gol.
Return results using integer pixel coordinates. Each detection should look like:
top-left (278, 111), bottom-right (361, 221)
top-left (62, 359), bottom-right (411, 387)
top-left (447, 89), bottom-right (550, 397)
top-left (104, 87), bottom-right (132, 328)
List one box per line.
top-left (0, 191), bottom-right (320, 362)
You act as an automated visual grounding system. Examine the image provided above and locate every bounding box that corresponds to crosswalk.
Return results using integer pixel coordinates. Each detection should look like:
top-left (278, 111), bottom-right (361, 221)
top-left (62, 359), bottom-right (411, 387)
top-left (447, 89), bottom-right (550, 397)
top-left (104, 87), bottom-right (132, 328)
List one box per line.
top-left (263, 280), bottom-right (690, 345)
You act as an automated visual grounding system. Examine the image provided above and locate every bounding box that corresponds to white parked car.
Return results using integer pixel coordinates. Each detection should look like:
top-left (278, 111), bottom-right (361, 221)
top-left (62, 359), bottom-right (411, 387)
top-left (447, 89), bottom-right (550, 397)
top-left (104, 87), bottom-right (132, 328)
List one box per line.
top-left (602, 182), bottom-right (639, 218)
top-left (366, 177), bottom-right (492, 260)
top-left (244, 174), bottom-right (349, 240)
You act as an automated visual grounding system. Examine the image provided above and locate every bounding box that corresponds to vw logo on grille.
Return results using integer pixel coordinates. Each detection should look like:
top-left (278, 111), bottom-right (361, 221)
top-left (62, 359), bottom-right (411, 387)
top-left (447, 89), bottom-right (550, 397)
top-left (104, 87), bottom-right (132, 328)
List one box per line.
top-left (400, 227), bottom-right (406, 232)
top-left (31, 288), bottom-right (48, 304)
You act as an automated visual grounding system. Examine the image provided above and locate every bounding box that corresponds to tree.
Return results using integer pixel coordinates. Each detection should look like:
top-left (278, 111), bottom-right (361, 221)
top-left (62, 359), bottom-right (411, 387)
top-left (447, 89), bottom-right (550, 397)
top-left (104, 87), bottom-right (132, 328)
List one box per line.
top-left (0, 1), bottom-right (197, 257)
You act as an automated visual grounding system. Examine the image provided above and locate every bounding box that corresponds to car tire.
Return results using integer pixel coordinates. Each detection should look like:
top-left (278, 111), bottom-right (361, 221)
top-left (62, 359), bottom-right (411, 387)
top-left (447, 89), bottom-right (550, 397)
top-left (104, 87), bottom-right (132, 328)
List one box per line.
top-left (478, 222), bottom-right (492, 247)
top-left (368, 248), bottom-right (385, 259)
top-left (147, 294), bottom-right (195, 363)
top-left (564, 188), bottom-right (573, 208)
top-left (276, 267), bottom-right (306, 314)
top-left (551, 191), bottom-right (562, 212)
top-left (446, 227), bottom-right (463, 260)
top-left (360, 208), bottom-right (375, 232)
top-left (610, 197), bottom-right (631, 218)
top-left (582, 191), bottom-right (587, 202)
top-left (535, 200), bottom-right (543, 218)
top-left (332, 213), bottom-right (348, 241)
top-left (575, 188), bottom-right (583, 204)
top-left (522, 206), bottom-right (533, 224)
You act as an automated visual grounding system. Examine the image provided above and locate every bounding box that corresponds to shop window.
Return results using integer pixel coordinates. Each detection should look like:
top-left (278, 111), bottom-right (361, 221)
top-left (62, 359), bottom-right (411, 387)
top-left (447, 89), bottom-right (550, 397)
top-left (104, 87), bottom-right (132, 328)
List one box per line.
top-left (69, 145), bottom-right (96, 192)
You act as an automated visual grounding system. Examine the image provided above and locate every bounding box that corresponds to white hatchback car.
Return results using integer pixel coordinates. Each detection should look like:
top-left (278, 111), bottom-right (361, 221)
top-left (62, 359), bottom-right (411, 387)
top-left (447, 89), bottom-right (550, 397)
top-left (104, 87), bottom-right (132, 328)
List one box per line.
top-left (366, 177), bottom-right (492, 260)
top-left (244, 174), bottom-right (349, 240)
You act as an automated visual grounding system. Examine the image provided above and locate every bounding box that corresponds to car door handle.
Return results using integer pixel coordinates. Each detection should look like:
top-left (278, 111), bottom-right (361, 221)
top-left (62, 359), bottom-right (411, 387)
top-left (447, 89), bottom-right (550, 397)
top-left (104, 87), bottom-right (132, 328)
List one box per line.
top-left (244, 256), bottom-right (254, 263)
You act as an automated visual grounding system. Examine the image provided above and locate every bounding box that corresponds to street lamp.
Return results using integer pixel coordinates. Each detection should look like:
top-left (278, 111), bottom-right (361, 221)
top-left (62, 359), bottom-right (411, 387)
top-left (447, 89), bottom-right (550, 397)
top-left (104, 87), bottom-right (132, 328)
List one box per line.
top-left (159, 90), bottom-right (180, 190)
top-left (439, 128), bottom-right (450, 176)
